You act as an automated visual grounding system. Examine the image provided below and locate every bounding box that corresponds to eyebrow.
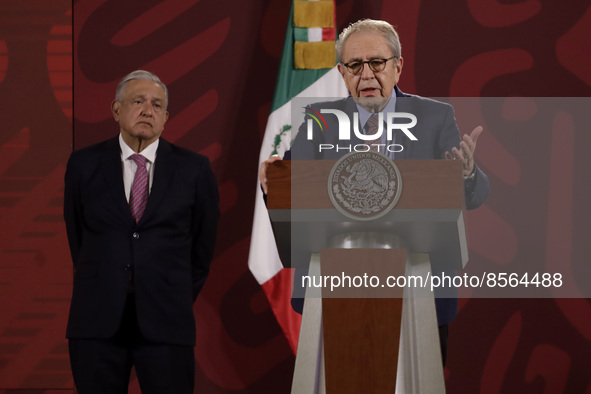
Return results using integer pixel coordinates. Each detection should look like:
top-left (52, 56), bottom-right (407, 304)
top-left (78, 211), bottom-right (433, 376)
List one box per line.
top-left (345, 56), bottom-right (388, 63)
top-left (344, 57), bottom-right (362, 63)
top-left (131, 95), bottom-right (164, 102)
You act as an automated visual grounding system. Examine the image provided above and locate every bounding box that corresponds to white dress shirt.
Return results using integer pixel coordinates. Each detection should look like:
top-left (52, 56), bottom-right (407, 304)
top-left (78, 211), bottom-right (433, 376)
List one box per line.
top-left (119, 133), bottom-right (159, 203)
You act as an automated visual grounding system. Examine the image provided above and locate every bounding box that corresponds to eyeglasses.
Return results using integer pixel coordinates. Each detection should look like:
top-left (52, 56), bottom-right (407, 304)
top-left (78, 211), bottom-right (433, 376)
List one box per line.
top-left (342, 56), bottom-right (397, 76)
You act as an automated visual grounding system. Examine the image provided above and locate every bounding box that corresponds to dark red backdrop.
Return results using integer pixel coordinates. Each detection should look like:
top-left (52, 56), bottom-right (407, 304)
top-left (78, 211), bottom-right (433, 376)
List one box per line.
top-left (1, 0), bottom-right (590, 393)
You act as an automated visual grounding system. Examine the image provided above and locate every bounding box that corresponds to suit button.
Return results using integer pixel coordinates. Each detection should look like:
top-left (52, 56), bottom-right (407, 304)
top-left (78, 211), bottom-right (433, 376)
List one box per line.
top-left (132, 232), bottom-right (139, 239)
top-left (125, 264), bottom-right (131, 271)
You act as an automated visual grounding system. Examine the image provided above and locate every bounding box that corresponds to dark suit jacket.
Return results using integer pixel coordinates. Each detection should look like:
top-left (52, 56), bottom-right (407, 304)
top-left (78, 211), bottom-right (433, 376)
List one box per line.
top-left (64, 137), bottom-right (219, 346)
top-left (287, 87), bottom-right (490, 324)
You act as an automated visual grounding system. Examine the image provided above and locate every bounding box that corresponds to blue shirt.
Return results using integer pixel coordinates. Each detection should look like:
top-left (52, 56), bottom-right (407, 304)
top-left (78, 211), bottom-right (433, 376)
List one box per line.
top-left (353, 89), bottom-right (397, 159)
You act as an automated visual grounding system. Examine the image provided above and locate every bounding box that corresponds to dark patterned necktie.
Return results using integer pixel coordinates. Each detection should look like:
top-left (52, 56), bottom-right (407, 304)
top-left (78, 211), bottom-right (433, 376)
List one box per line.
top-left (365, 113), bottom-right (381, 151)
top-left (129, 154), bottom-right (149, 223)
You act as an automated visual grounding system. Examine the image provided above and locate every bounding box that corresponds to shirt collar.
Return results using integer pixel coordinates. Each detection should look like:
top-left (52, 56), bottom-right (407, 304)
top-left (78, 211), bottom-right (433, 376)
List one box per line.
top-left (119, 133), bottom-right (159, 163)
top-left (354, 88), bottom-right (397, 130)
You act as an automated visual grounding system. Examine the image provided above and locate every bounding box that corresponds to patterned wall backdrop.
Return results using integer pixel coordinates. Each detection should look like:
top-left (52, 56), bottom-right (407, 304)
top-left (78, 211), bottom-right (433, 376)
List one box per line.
top-left (1, 0), bottom-right (590, 393)
top-left (412, 1), bottom-right (591, 392)
top-left (0, 0), bottom-right (73, 390)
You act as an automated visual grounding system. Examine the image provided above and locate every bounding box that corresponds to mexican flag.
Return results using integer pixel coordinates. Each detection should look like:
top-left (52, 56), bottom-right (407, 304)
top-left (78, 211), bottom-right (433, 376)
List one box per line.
top-left (248, 0), bottom-right (348, 353)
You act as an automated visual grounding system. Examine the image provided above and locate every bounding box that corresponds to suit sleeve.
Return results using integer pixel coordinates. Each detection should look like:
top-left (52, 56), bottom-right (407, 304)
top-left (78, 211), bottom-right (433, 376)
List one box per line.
top-left (289, 109), bottom-right (320, 160)
top-left (191, 158), bottom-right (220, 301)
top-left (463, 165), bottom-right (489, 209)
top-left (438, 104), bottom-right (490, 210)
top-left (63, 153), bottom-right (83, 266)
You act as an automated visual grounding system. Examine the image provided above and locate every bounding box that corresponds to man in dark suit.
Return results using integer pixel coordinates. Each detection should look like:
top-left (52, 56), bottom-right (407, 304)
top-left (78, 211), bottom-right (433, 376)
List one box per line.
top-left (64, 70), bottom-right (219, 393)
top-left (259, 19), bottom-right (489, 364)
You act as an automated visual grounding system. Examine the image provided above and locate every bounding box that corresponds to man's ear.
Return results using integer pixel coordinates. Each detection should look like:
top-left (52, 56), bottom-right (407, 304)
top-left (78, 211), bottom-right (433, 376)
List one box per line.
top-left (337, 63), bottom-right (349, 83)
top-left (395, 57), bottom-right (404, 74)
top-left (111, 100), bottom-right (120, 121)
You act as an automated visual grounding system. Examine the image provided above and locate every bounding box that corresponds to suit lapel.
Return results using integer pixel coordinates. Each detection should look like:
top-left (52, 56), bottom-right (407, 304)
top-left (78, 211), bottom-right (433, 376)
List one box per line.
top-left (100, 137), bottom-right (135, 224)
top-left (139, 138), bottom-right (175, 224)
top-left (394, 87), bottom-right (413, 160)
top-left (344, 97), bottom-right (365, 146)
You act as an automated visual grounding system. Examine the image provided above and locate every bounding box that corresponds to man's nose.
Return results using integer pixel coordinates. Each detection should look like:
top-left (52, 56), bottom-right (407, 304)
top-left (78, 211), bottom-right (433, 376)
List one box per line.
top-left (141, 103), bottom-right (153, 116)
top-left (360, 62), bottom-right (374, 79)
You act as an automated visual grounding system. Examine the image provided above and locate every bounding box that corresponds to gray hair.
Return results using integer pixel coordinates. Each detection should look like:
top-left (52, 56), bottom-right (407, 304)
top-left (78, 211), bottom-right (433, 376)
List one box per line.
top-left (335, 19), bottom-right (402, 63)
top-left (115, 70), bottom-right (169, 109)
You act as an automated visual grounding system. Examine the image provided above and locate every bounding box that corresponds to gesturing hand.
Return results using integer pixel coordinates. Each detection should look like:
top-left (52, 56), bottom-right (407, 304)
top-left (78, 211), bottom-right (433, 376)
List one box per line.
top-left (445, 126), bottom-right (483, 177)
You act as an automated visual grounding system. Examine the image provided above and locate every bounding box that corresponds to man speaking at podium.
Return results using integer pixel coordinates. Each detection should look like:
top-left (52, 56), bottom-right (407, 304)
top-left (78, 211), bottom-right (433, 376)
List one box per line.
top-left (64, 70), bottom-right (219, 393)
top-left (259, 19), bottom-right (490, 364)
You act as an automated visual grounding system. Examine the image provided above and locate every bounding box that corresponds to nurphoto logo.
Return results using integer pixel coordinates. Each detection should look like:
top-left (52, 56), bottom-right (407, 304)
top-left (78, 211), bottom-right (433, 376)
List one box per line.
top-left (306, 109), bottom-right (418, 153)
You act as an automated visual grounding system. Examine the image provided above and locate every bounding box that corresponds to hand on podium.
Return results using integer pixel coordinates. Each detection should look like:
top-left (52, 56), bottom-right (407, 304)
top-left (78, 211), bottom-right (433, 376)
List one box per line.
top-left (259, 154), bottom-right (282, 194)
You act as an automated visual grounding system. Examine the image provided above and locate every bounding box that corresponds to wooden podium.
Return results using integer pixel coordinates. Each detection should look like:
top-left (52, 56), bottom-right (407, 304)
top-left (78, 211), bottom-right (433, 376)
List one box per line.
top-left (266, 159), bottom-right (467, 394)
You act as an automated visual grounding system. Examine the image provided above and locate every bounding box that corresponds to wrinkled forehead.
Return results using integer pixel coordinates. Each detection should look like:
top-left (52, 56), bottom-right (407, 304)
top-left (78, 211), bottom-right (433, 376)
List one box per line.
top-left (342, 31), bottom-right (390, 60)
top-left (124, 79), bottom-right (166, 98)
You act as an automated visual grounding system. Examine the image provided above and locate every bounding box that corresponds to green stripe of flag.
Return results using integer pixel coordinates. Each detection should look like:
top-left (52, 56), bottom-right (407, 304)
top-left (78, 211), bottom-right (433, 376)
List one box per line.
top-left (294, 27), bottom-right (309, 42)
top-left (270, 2), bottom-right (333, 112)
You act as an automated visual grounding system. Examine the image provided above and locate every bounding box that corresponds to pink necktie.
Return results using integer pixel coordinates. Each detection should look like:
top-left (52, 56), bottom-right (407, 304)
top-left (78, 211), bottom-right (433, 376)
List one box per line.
top-left (129, 154), bottom-right (149, 223)
top-left (365, 113), bottom-right (381, 151)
